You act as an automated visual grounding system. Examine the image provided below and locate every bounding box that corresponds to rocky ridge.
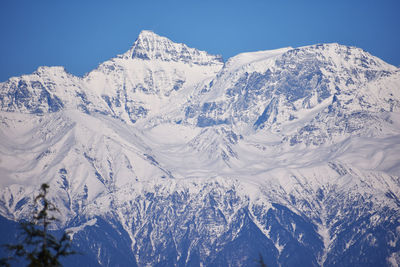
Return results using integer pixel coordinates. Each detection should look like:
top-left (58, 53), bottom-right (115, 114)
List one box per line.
top-left (0, 31), bottom-right (400, 266)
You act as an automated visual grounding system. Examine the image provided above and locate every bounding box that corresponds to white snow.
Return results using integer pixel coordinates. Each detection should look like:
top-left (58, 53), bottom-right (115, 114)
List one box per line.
top-left (388, 253), bottom-right (400, 267)
top-left (1, 31), bottom-right (400, 266)
top-left (66, 218), bottom-right (97, 239)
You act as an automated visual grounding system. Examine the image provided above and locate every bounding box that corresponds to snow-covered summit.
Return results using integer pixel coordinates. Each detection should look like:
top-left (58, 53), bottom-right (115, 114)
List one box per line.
top-left (82, 31), bottom-right (224, 124)
top-left (0, 31), bottom-right (225, 123)
top-left (1, 32), bottom-right (400, 266)
top-left (122, 30), bottom-right (223, 65)
top-left (183, 42), bottom-right (400, 143)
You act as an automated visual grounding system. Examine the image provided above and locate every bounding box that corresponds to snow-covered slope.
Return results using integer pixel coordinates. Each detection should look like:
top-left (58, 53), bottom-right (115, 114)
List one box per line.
top-left (1, 31), bottom-right (400, 267)
top-left (0, 31), bottom-right (223, 125)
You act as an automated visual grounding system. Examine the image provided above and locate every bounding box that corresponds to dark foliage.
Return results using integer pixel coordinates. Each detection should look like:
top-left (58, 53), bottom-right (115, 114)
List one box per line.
top-left (1, 184), bottom-right (75, 266)
top-left (257, 254), bottom-right (268, 267)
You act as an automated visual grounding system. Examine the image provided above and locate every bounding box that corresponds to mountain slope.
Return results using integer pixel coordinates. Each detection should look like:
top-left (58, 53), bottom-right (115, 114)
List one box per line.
top-left (0, 31), bottom-right (400, 266)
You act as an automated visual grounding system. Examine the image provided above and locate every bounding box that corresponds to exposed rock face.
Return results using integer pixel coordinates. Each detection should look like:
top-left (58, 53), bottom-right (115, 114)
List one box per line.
top-left (1, 31), bottom-right (400, 267)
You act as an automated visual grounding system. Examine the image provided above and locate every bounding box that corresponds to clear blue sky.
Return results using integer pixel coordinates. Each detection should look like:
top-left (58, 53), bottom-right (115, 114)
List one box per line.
top-left (0, 0), bottom-right (399, 82)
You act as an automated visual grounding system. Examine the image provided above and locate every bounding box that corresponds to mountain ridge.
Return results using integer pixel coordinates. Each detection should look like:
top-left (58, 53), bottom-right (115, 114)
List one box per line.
top-left (0, 31), bottom-right (400, 266)
top-left (122, 30), bottom-right (224, 65)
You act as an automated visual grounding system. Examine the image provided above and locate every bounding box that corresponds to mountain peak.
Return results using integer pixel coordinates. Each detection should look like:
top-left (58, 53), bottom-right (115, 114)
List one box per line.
top-left (134, 30), bottom-right (166, 47)
top-left (124, 30), bottom-right (223, 65)
top-left (137, 30), bottom-right (161, 39)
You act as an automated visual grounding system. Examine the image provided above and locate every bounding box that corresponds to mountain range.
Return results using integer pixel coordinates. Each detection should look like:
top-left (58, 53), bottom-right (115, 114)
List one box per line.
top-left (0, 30), bottom-right (400, 266)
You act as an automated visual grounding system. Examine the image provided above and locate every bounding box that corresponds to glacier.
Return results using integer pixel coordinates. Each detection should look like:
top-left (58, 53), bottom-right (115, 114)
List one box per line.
top-left (0, 30), bottom-right (400, 266)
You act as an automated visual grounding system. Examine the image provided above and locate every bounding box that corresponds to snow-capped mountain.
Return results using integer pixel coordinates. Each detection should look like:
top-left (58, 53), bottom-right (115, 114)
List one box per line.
top-left (1, 31), bottom-right (400, 267)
